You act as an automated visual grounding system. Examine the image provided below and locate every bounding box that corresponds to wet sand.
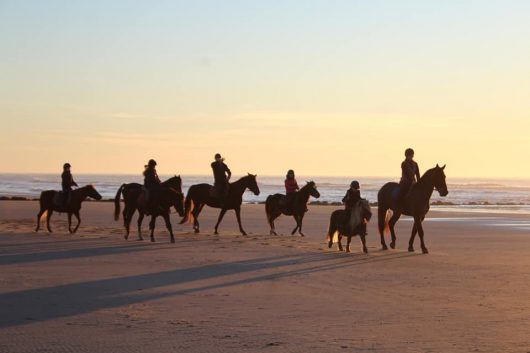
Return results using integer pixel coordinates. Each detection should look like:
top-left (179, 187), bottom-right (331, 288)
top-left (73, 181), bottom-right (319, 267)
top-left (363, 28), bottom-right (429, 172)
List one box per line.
top-left (1, 201), bottom-right (529, 352)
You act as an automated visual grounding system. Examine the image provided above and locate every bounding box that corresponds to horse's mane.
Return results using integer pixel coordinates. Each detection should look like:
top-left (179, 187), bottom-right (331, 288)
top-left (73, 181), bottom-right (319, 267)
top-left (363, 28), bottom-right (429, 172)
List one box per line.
top-left (300, 181), bottom-right (316, 191)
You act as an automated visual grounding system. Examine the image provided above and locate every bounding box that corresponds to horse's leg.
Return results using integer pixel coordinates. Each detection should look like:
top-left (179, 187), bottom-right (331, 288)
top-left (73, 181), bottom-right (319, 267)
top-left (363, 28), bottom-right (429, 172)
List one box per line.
top-left (137, 212), bottom-right (145, 241)
top-left (388, 212), bottom-right (401, 249)
top-left (235, 207), bottom-right (247, 236)
top-left (378, 207), bottom-right (388, 250)
top-left (214, 208), bottom-right (227, 235)
top-left (415, 216), bottom-right (428, 254)
top-left (296, 214), bottom-right (305, 237)
top-left (67, 213), bottom-right (73, 234)
top-left (338, 234), bottom-right (343, 251)
top-left (46, 209), bottom-right (54, 233)
top-left (408, 223), bottom-right (418, 252)
top-left (162, 213), bottom-right (175, 243)
top-left (149, 215), bottom-right (157, 242)
top-left (346, 235), bottom-right (352, 253)
top-left (35, 208), bottom-right (45, 232)
top-left (73, 211), bottom-right (81, 233)
top-left (360, 233), bottom-right (368, 253)
top-left (192, 203), bottom-right (203, 234)
top-left (291, 215), bottom-right (299, 235)
top-left (268, 209), bottom-right (280, 236)
top-left (124, 208), bottom-right (133, 240)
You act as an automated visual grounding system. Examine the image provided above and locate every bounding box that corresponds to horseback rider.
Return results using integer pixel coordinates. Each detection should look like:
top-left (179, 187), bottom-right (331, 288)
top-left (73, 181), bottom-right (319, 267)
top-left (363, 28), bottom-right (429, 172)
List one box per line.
top-left (211, 153), bottom-right (231, 207)
top-left (283, 169), bottom-right (299, 210)
top-left (61, 163), bottom-right (78, 208)
top-left (398, 148), bottom-right (421, 207)
top-left (143, 159), bottom-right (161, 211)
top-left (342, 180), bottom-right (367, 236)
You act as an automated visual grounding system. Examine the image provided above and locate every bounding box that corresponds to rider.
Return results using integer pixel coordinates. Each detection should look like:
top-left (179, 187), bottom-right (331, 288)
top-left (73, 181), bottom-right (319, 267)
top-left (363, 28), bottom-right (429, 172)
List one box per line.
top-left (143, 159), bottom-right (161, 211)
top-left (283, 169), bottom-right (299, 211)
top-left (398, 148), bottom-right (421, 207)
top-left (211, 153), bottom-right (231, 207)
top-left (342, 180), bottom-right (367, 236)
top-left (61, 163), bottom-right (78, 208)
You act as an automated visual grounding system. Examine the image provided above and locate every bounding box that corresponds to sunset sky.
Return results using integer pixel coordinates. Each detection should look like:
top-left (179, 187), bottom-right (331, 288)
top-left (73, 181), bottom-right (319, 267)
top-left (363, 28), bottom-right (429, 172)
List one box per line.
top-left (1, 1), bottom-right (529, 178)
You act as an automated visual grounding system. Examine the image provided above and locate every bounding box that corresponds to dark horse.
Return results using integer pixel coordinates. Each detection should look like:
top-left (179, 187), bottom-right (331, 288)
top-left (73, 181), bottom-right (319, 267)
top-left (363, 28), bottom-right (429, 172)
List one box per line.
top-left (114, 176), bottom-right (184, 243)
top-left (35, 185), bottom-right (103, 233)
top-left (265, 181), bottom-right (320, 237)
top-left (179, 174), bottom-right (260, 235)
top-left (327, 199), bottom-right (372, 253)
top-left (377, 164), bottom-right (448, 254)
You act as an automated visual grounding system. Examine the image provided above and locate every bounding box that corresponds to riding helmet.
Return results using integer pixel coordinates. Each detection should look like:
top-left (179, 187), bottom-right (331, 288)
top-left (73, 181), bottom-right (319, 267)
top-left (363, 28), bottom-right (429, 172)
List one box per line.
top-left (148, 159), bottom-right (157, 167)
top-left (215, 153), bottom-right (222, 159)
top-left (405, 148), bottom-right (415, 157)
top-left (350, 180), bottom-right (360, 189)
top-left (63, 163), bottom-right (71, 169)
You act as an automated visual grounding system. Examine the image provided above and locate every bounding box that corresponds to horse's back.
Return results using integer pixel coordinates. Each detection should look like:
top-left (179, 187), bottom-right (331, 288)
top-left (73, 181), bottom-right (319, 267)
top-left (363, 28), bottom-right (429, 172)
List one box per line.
top-left (377, 182), bottom-right (399, 203)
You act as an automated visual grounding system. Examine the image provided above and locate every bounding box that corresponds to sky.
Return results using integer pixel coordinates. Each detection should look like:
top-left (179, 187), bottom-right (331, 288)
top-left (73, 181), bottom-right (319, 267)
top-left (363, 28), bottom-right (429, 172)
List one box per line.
top-left (1, 0), bottom-right (529, 178)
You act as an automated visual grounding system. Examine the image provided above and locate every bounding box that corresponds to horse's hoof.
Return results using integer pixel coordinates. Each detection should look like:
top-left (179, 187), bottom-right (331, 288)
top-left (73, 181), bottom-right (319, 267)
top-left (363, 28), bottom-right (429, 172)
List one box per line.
top-left (390, 242), bottom-right (396, 249)
top-left (299, 233), bottom-right (305, 237)
top-left (422, 248), bottom-right (429, 254)
top-left (214, 231), bottom-right (219, 235)
top-left (381, 244), bottom-right (388, 251)
top-left (171, 238), bottom-right (175, 244)
top-left (328, 243), bottom-right (332, 249)
top-left (363, 248), bottom-right (368, 254)
top-left (408, 246), bottom-right (414, 252)
top-left (346, 249), bottom-right (350, 253)
top-left (194, 229), bottom-right (200, 234)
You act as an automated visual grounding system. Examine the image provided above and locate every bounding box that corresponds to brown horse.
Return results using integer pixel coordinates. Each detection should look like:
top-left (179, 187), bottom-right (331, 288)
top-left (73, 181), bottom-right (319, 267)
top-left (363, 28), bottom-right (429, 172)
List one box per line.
top-left (179, 174), bottom-right (260, 235)
top-left (114, 181), bottom-right (184, 243)
top-left (35, 185), bottom-right (102, 234)
top-left (326, 199), bottom-right (372, 253)
top-left (113, 175), bottom-right (182, 240)
top-left (265, 181), bottom-right (320, 236)
top-left (377, 164), bottom-right (448, 254)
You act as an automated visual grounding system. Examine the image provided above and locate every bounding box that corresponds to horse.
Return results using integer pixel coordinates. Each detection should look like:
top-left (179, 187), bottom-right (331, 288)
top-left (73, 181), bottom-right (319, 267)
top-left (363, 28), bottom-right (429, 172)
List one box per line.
top-left (113, 175), bottom-right (182, 239)
top-left (265, 181), bottom-right (320, 237)
top-left (326, 199), bottom-right (372, 253)
top-left (179, 174), bottom-right (260, 235)
top-left (114, 177), bottom-right (184, 243)
top-left (35, 185), bottom-right (103, 234)
top-left (377, 164), bottom-right (448, 254)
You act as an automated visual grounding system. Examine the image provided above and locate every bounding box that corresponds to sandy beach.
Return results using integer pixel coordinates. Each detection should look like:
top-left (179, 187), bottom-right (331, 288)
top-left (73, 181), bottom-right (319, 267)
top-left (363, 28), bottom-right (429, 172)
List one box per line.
top-left (0, 200), bottom-right (529, 353)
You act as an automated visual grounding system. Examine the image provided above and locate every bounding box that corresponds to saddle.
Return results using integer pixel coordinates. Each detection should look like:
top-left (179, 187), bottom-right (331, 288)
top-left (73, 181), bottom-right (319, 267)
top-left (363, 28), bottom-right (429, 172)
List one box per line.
top-left (209, 185), bottom-right (229, 199)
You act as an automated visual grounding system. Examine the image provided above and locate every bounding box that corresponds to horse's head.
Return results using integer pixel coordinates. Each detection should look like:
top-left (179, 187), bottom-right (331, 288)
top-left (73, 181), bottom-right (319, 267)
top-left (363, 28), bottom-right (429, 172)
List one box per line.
top-left (165, 175), bottom-right (183, 193)
top-left (302, 181), bottom-right (320, 199)
top-left (359, 199), bottom-right (372, 222)
top-left (245, 173), bottom-right (260, 196)
top-left (169, 188), bottom-right (185, 216)
top-left (86, 185), bottom-right (103, 200)
top-left (432, 164), bottom-right (448, 197)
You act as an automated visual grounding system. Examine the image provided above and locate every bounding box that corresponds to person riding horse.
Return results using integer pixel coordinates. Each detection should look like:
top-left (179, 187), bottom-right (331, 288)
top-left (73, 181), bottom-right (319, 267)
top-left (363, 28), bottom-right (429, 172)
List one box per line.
top-left (143, 159), bottom-right (161, 212)
top-left (398, 148), bottom-right (421, 208)
top-left (283, 169), bottom-right (299, 211)
top-left (342, 180), bottom-right (367, 236)
top-left (211, 153), bottom-right (231, 207)
top-left (61, 163), bottom-right (78, 208)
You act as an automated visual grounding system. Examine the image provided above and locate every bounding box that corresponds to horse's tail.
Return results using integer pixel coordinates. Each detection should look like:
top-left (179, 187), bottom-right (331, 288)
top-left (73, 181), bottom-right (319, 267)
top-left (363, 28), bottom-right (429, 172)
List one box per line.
top-left (179, 189), bottom-right (194, 224)
top-left (378, 207), bottom-right (392, 236)
top-left (326, 210), bottom-right (340, 243)
top-left (114, 184), bottom-right (125, 221)
top-left (265, 195), bottom-right (273, 222)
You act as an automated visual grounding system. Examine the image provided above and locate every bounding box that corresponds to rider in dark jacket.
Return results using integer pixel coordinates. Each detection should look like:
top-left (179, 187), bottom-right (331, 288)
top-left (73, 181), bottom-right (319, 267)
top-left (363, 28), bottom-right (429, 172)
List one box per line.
top-left (143, 159), bottom-right (161, 211)
top-left (211, 153), bottom-right (231, 207)
top-left (398, 148), bottom-right (421, 207)
top-left (342, 180), bottom-right (367, 236)
top-left (61, 163), bottom-right (78, 208)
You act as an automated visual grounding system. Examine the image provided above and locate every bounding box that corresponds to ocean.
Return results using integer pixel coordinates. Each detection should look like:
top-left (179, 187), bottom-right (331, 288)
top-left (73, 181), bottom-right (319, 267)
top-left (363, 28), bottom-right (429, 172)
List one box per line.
top-left (1, 173), bottom-right (530, 214)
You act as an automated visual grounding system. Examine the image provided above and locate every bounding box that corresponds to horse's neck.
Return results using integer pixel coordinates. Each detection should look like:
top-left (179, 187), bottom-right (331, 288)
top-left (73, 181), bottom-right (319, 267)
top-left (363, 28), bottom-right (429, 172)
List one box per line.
top-left (297, 189), bottom-right (311, 203)
top-left (230, 178), bottom-right (248, 195)
top-left (415, 174), bottom-right (435, 200)
top-left (72, 188), bottom-right (88, 203)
